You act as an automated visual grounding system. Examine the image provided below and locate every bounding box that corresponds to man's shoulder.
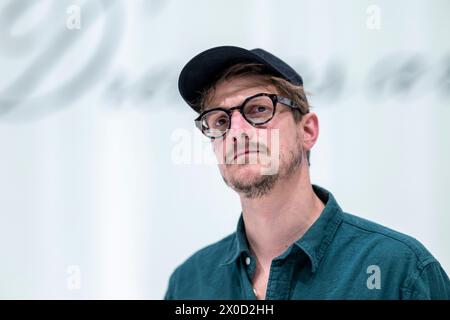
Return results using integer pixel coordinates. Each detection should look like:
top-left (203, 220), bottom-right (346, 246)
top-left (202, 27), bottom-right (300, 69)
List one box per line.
top-left (172, 232), bottom-right (236, 275)
top-left (339, 211), bottom-right (436, 267)
top-left (165, 232), bottom-right (236, 299)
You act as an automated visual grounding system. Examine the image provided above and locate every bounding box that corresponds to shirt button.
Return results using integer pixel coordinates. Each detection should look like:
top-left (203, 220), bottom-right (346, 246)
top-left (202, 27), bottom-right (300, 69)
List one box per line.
top-left (245, 257), bottom-right (251, 265)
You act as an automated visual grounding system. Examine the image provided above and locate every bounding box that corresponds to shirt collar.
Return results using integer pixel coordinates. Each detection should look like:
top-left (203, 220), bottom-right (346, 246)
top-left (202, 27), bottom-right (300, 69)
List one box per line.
top-left (220, 184), bottom-right (344, 272)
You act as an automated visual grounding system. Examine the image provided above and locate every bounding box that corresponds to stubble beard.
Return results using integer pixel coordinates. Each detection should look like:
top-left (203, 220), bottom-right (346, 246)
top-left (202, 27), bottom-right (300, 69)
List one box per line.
top-left (222, 139), bottom-right (304, 199)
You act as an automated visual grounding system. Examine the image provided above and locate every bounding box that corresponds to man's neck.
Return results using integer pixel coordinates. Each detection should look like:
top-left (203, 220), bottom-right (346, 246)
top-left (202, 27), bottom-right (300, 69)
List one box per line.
top-left (239, 165), bottom-right (325, 267)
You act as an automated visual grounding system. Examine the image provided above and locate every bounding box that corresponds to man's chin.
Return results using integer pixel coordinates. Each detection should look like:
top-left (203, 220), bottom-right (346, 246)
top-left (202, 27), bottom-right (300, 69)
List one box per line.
top-left (226, 163), bottom-right (263, 176)
top-left (224, 164), bottom-right (264, 185)
top-left (223, 165), bottom-right (278, 198)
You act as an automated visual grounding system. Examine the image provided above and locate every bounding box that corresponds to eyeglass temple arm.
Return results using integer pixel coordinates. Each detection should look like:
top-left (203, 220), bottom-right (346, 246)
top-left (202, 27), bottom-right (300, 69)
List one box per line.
top-left (277, 96), bottom-right (309, 115)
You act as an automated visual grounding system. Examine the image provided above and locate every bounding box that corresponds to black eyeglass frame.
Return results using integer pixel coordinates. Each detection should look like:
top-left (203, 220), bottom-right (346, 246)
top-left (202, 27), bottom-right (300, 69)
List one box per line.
top-left (194, 93), bottom-right (308, 138)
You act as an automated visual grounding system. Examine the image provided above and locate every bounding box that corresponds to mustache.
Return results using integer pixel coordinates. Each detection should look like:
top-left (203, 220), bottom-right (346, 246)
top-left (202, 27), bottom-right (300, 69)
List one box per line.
top-left (224, 141), bottom-right (269, 162)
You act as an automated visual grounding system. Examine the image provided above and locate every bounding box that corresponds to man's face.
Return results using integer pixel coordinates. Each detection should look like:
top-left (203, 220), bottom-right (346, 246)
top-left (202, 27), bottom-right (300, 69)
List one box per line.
top-left (206, 74), bottom-right (308, 198)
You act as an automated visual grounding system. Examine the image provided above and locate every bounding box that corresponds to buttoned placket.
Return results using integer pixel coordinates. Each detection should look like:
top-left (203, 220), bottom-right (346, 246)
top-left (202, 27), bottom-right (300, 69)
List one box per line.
top-left (239, 245), bottom-right (301, 300)
top-left (239, 253), bottom-right (257, 299)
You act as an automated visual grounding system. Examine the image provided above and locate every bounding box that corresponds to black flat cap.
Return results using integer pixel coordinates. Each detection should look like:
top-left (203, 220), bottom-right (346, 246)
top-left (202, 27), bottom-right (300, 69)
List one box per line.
top-left (178, 46), bottom-right (303, 113)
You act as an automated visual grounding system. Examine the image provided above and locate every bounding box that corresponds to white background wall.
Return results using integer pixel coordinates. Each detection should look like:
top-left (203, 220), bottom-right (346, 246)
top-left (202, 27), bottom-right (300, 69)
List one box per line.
top-left (0, 0), bottom-right (448, 299)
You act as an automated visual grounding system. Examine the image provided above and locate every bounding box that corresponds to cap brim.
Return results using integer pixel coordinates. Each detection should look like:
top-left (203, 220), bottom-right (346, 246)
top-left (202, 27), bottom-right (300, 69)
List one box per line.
top-left (178, 46), bottom-right (282, 113)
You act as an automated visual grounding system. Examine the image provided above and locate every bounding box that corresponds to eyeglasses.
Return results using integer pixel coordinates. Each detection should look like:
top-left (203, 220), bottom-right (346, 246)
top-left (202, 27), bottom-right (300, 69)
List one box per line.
top-left (194, 93), bottom-right (308, 138)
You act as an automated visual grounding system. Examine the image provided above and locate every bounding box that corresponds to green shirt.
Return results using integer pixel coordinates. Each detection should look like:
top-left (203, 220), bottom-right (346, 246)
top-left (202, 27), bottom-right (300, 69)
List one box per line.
top-left (165, 185), bottom-right (450, 300)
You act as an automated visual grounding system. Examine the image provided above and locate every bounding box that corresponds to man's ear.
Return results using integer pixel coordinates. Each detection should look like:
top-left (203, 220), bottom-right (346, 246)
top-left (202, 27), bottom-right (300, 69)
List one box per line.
top-left (301, 112), bottom-right (319, 153)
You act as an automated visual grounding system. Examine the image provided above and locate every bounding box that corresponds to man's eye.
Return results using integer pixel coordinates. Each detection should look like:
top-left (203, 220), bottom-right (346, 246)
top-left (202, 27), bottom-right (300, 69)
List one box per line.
top-left (250, 105), bottom-right (268, 113)
top-left (215, 118), bottom-right (228, 126)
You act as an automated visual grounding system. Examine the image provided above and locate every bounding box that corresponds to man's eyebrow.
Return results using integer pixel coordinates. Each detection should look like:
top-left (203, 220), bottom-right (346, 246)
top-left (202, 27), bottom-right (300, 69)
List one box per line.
top-left (204, 103), bottom-right (219, 110)
top-left (203, 101), bottom-right (233, 111)
top-left (204, 95), bottom-right (255, 111)
top-left (203, 89), bottom-right (275, 112)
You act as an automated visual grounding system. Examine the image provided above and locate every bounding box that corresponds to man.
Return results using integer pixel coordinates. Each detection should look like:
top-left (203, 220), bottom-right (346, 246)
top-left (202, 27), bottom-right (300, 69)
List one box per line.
top-left (165, 46), bottom-right (450, 299)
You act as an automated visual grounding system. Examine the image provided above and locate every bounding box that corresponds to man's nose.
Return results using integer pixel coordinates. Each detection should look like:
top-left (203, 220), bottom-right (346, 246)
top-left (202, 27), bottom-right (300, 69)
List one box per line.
top-left (229, 109), bottom-right (252, 131)
top-left (225, 109), bottom-right (255, 148)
